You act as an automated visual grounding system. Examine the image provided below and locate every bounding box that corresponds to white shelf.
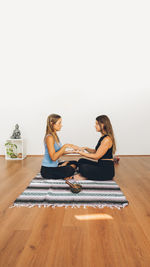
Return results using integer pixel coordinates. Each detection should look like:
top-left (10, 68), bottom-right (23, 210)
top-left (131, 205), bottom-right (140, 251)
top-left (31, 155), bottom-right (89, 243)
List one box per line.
top-left (5, 138), bottom-right (27, 160)
top-left (5, 139), bottom-right (23, 142)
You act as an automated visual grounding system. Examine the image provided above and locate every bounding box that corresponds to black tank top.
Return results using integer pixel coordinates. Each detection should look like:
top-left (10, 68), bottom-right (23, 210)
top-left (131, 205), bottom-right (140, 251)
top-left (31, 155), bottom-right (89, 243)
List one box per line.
top-left (95, 134), bottom-right (113, 160)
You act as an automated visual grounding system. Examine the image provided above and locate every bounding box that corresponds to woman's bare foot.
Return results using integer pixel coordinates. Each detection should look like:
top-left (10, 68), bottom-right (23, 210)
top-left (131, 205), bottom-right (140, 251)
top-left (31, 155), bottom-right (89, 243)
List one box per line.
top-left (59, 161), bottom-right (69, 167)
top-left (70, 164), bottom-right (77, 169)
top-left (64, 176), bottom-right (72, 181)
top-left (73, 174), bottom-right (86, 181)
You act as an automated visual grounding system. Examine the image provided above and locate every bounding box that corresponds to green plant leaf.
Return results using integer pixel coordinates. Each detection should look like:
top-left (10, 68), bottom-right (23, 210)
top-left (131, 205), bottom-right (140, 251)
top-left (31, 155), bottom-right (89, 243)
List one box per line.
top-left (5, 143), bottom-right (9, 146)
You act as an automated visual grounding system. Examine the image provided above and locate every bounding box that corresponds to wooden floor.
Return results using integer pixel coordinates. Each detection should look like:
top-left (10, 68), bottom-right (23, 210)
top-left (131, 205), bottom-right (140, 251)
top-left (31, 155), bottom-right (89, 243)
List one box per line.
top-left (0, 156), bottom-right (150, 267)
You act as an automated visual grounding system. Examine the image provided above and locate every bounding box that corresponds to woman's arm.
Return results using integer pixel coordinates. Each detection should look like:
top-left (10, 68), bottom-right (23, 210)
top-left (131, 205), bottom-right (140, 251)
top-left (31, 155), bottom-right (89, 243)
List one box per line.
top-left (46, 135), bottom-right (73, 161)
top-left (69, 145), bottom-right (96, 153)
top-left (77, 137), bottom-right (111, 160)
top-left (83, 147), bottom-right (96, 153)
top-left (63, 151), bottom-right (80, 154)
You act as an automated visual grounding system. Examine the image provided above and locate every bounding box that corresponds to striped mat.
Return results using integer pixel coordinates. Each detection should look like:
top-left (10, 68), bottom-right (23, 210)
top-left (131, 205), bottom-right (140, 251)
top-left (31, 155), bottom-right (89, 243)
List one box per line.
top-left (10, 173), bottom-right (129, 209)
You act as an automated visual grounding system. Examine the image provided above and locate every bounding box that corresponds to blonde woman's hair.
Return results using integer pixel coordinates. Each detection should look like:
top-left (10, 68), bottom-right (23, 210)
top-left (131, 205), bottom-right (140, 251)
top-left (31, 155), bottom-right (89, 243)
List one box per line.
top-left (44, 114), bottom-right (61, 144)
top-left (96, 115), bottom-right (116, 154)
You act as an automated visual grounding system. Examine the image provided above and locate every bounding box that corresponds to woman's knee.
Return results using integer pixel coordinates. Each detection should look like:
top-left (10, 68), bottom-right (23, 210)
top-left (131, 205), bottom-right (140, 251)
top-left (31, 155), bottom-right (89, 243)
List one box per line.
top-left (40, 171), bottom-right (44, 178)
top-left (79, 164), bottom-right (88, 175)
top-left (40, 168), bottom-right (46, 178)
top-left (66, 166), bottom-right (75, 176)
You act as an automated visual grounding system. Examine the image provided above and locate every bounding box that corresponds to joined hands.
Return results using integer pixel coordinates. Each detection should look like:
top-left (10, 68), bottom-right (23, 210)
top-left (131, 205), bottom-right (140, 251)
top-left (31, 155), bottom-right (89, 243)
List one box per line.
top-left (65, 145), bottom-right (86, 154)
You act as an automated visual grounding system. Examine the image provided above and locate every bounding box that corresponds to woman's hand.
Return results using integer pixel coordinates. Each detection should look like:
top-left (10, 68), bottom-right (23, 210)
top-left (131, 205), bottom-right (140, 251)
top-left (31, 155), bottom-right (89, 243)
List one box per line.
top-left (63, 144), bottom-right (73, 150)
top-left (69, 144), bottom-right (81, 150)
top-left (71, 150), bottom-right (86, 156)
top-left (79, 147), bottom-right (87, 151)
top-left (77, 150), bottom-right (86, 156)
top-left (70, 145), bottom-right (87, 151)
top-left (63, 144), bottom-right (80, 151)
top-left (63, 144), bottom-right (87, 151)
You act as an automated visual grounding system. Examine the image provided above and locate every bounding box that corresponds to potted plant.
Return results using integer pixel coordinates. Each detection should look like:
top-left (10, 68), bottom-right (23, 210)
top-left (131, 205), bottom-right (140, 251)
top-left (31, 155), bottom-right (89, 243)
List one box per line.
top-left (5, 142), bottom-right (18, 158)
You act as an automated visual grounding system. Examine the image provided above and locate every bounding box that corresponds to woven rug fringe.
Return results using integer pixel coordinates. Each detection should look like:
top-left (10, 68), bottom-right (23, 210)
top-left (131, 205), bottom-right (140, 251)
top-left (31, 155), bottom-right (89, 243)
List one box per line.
top-left (9, 202), bottom-right (128, 209)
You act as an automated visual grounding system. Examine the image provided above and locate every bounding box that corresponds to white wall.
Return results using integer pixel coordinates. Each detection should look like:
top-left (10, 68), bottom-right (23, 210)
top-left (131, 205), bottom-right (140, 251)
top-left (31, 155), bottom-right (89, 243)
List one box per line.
top-left (0, 1), bottom-right (150, 155)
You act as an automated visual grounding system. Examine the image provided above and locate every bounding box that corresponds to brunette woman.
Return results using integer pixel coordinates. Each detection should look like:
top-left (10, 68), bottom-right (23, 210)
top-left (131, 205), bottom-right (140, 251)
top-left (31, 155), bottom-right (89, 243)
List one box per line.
top-left (74, 115), bottom-right (116, 181)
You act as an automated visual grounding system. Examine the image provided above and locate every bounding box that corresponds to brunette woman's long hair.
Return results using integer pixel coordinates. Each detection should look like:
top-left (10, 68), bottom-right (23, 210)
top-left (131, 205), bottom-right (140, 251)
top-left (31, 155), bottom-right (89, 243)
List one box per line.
top-left (44, 114), bottom-right (61, 144)
top-left (96, 115), bottom-right (116, 154)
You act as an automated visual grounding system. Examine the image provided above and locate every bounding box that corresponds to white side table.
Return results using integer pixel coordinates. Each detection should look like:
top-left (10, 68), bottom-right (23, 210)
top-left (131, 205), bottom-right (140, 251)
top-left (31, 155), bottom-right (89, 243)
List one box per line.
top-left (5, 139), bottom-right (26, 160)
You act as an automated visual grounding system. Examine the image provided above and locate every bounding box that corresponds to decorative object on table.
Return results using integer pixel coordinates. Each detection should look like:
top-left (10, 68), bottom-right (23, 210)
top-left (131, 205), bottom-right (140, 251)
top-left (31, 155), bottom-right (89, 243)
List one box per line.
top-left (114, 156), bottom-right (120, 164)
top-left (17, 153), bottom-right (22, 158)
top-left (4, 142), bottom-right (18, 158)
top-left (10, 124), bottom-right (21, 139)
top-left (65, 180), bottom-right (82, 193)
top-left (5, 139), bottom-right (26, 160)
top-left (10, 173), bottom-right (129, 209)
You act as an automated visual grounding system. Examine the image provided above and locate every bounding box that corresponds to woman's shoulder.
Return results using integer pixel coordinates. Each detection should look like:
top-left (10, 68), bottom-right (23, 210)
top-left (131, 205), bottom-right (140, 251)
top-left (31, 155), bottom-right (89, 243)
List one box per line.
top-left (45, 134), bottom-right (55, 144)
top-left (46, 134), bottom-right (52, 137)
top-left (46, 135), bottom-right (61, 145)
top-left (101, 135), bottom-right (112, 145)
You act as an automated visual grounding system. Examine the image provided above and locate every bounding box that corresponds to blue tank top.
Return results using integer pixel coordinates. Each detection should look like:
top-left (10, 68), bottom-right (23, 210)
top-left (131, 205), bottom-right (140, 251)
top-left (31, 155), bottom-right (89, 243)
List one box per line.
top-left (42, 135), bottom-right (62, 167)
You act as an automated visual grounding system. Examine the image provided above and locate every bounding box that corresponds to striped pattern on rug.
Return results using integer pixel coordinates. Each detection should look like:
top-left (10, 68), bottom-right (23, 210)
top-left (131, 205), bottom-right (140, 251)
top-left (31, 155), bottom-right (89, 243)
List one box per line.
top-left (10, 173), bottom-right (129, 209)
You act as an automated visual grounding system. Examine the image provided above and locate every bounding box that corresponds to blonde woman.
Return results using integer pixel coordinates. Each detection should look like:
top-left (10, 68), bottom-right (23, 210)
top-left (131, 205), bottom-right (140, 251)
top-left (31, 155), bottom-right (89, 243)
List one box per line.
top-left (74, 115), bottom-right (116, 181)
top-left (40, 114), bottom-right (79, 179)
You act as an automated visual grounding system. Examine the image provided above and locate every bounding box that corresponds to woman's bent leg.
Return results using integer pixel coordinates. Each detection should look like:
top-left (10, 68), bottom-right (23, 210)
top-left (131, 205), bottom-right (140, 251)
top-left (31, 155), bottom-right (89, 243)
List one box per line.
top-left (66, 160), bottom-right (78, 169)
top-left (79, 163), bottom-right (114, 181)
top-left (40, 165), bottom-right (75, 179)
top-left (78, 158), bottom-right (115, 180)
top-left (58, 160), bottom-right (78, 168)
top-left (78, 158), bottom-right (98, 167)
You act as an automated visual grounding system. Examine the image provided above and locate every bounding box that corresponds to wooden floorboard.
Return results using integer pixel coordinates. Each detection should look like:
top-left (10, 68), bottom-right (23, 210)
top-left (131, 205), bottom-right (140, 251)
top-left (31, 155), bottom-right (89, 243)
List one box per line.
top-left (0, 156), bottom-right (150, 267)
